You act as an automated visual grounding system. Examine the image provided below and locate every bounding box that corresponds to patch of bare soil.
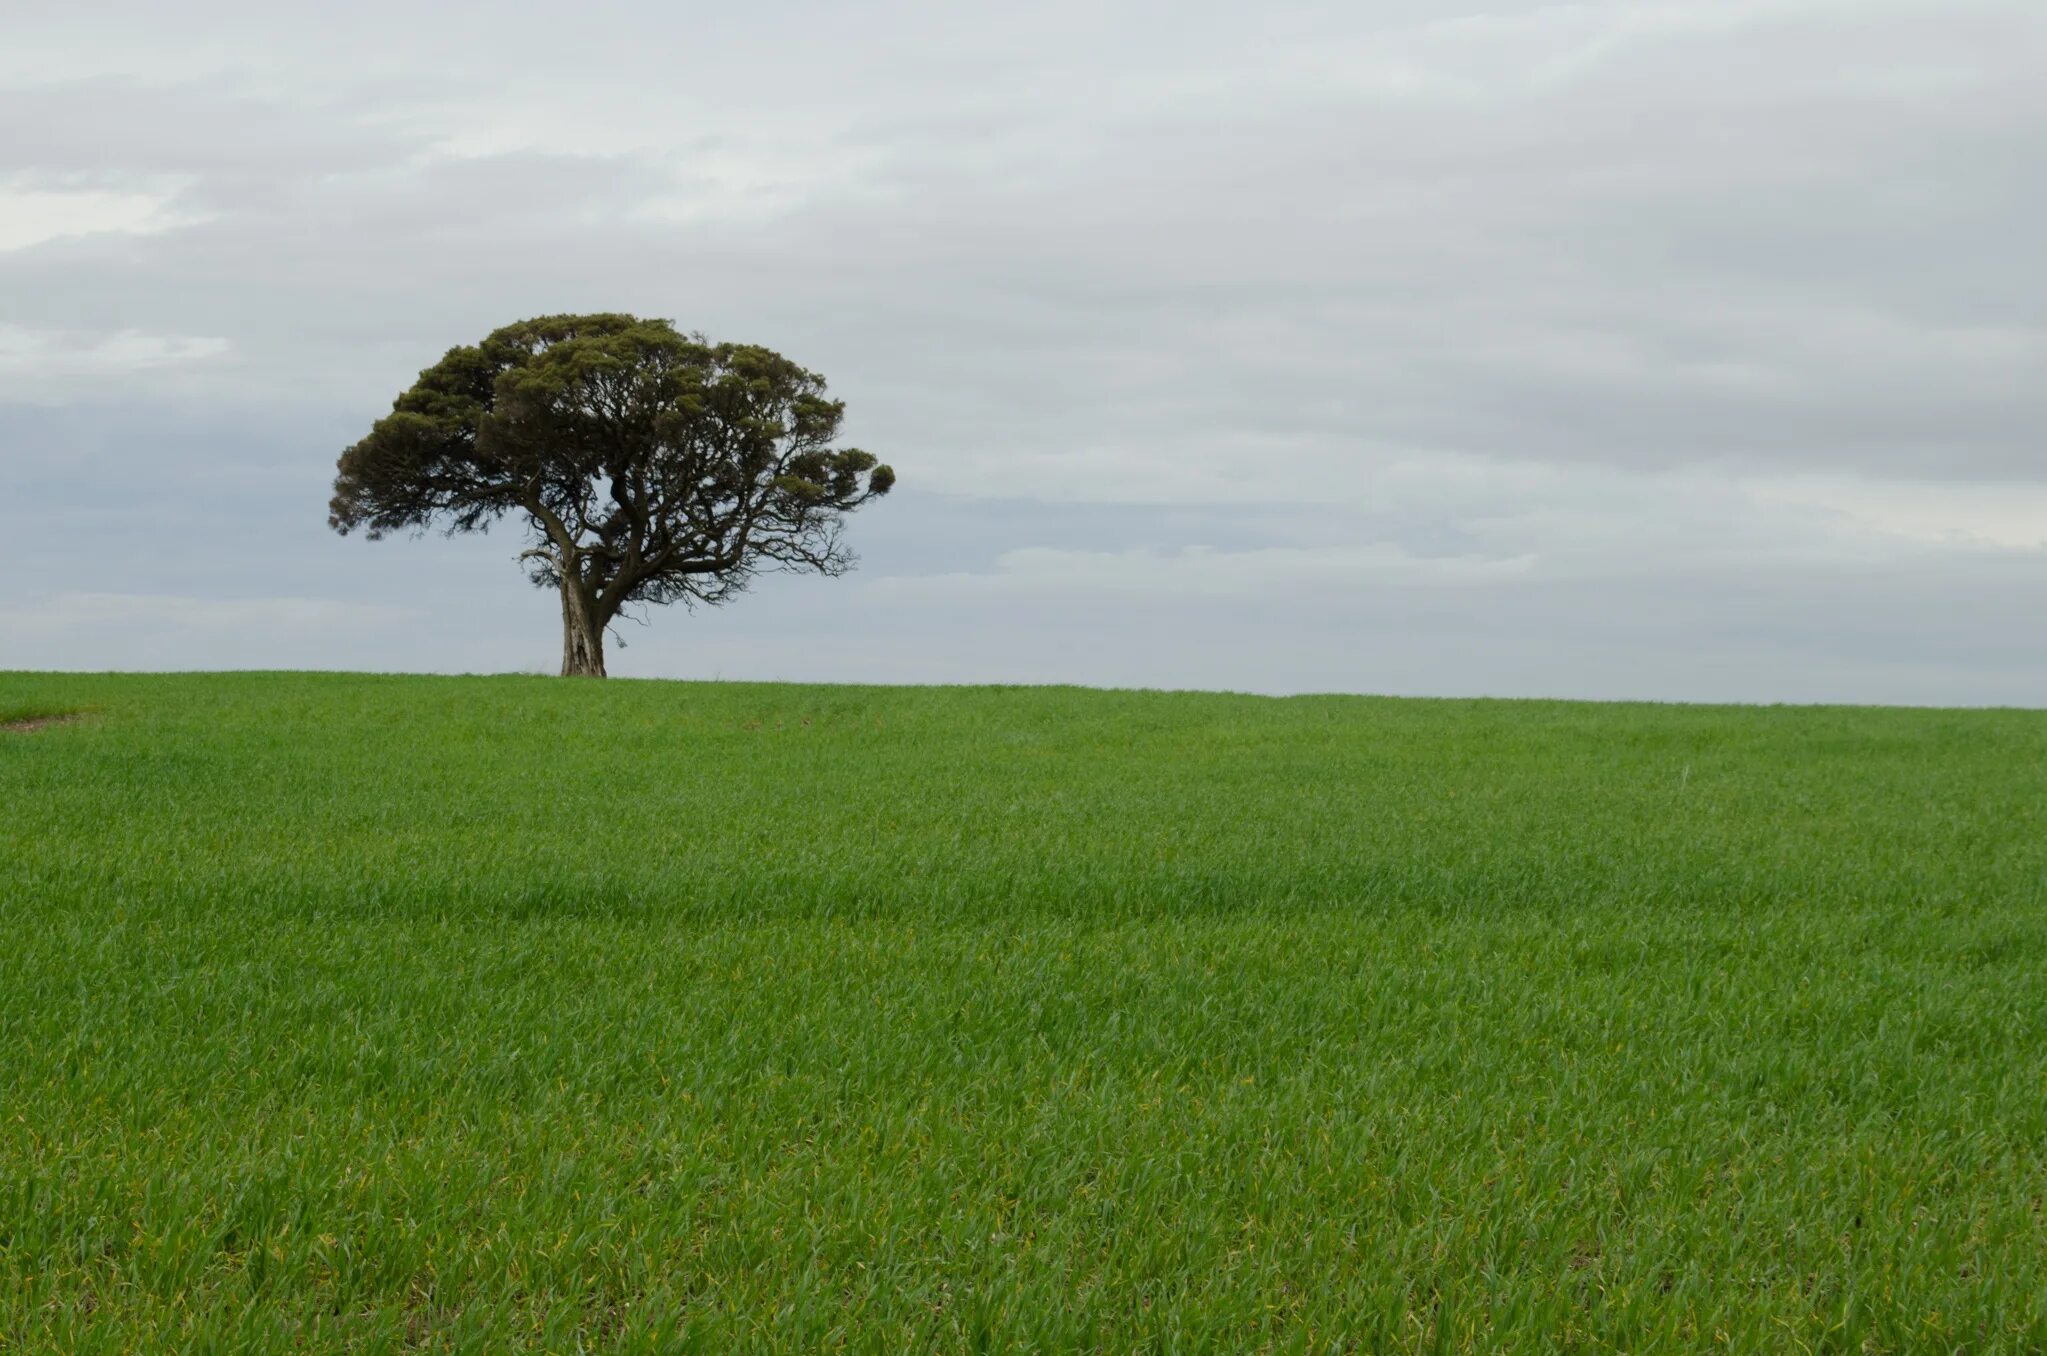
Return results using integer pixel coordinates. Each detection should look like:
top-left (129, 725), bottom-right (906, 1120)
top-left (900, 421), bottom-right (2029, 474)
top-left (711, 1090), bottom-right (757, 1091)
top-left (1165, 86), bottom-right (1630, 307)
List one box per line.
top-left (0, 713), bottom-right (86, 734)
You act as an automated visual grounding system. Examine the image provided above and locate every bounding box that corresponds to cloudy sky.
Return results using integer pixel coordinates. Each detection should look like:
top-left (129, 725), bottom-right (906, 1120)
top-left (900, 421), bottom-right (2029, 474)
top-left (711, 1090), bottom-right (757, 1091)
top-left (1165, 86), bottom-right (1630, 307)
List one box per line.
top-left (4, 0), bottom-right (2042, 703)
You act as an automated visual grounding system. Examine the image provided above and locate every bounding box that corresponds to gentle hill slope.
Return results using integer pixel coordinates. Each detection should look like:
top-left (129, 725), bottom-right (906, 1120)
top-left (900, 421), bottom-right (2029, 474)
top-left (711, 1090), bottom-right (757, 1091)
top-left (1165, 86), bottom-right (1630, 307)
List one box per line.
top-left (3, 673), bottom-right (2044, 1350)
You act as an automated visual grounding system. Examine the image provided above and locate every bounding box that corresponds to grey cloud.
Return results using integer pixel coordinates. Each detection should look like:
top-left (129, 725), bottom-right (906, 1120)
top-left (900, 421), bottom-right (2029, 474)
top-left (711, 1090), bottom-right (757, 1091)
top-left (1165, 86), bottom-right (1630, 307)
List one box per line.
top-left (2, 0), bottom-right (2043, 701)
top-left (9, 1), bottom-right (2043, 479)
top-left (0, 83), bottom-right (418, 181)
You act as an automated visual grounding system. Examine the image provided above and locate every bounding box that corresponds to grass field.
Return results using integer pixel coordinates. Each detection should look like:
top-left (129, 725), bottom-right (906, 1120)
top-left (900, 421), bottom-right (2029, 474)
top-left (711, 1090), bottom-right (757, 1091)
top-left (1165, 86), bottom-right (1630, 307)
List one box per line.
top-left (2, 672), bottom-right (2043, 1352)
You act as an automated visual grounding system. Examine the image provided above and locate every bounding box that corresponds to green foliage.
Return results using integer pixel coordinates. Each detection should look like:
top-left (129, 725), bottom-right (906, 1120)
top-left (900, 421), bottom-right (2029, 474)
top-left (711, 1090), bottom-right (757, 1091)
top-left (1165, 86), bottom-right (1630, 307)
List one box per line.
top-left (2, 672), bottom-right (2044, 1351)
top-left (330, 316), bottom-right (894, 675)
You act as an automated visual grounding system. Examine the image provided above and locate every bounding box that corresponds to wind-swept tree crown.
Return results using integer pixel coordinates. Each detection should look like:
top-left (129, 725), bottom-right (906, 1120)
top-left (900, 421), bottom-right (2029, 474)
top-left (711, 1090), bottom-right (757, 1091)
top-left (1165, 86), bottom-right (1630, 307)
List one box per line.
top-left (330, 314), bottom-right (894, 615)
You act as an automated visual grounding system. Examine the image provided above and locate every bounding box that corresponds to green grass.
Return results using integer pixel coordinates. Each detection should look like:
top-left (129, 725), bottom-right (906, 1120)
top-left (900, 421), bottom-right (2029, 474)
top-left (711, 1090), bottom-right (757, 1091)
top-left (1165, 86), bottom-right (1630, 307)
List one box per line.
top-left (2, 672), bottom-right (2043, 1353)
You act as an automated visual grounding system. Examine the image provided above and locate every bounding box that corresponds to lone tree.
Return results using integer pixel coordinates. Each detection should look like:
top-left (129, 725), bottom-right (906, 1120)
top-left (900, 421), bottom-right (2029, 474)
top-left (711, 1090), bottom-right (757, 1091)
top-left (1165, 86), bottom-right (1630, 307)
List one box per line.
top-left (331, 314), bottom-right (894, 676)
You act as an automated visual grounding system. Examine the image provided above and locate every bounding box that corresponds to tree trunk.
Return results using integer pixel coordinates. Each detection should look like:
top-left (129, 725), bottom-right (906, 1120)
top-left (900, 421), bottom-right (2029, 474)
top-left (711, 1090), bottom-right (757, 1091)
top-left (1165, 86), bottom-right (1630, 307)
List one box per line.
top-left (559, 579), bottom-right (606, 677)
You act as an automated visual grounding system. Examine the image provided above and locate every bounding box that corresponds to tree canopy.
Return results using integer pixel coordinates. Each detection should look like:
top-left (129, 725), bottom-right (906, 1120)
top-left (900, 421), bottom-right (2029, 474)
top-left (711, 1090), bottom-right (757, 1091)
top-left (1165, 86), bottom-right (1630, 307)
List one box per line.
top-left (330, 314), bottom-right (894, 676)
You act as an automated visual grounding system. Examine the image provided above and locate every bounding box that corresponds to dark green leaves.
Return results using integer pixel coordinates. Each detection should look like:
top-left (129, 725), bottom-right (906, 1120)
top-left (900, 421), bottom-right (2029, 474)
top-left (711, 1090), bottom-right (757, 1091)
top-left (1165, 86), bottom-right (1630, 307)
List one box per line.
top-left (331, 313), bottom-right (896, 636)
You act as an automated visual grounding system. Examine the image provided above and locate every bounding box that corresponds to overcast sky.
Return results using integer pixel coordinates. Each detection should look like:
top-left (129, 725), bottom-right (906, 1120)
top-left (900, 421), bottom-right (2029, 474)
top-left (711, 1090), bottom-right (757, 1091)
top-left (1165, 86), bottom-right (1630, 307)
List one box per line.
top-left (3, 0), bottom-right (2042, 704)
